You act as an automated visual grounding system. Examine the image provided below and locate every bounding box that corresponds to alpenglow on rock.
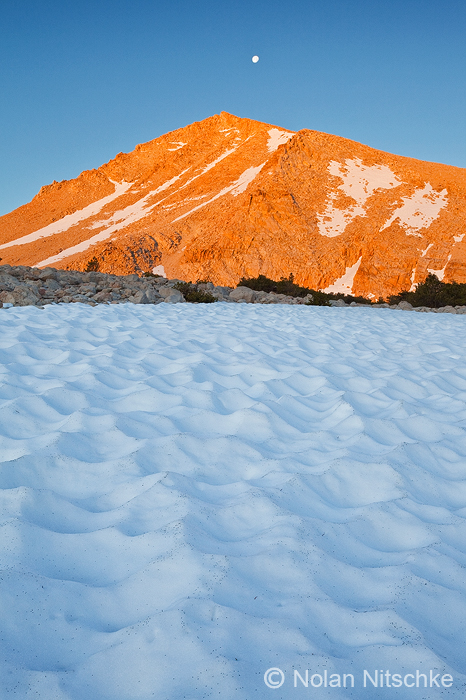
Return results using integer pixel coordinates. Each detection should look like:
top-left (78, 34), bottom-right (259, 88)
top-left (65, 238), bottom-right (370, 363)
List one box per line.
top-left (1, 112), bottom-right (466, 298)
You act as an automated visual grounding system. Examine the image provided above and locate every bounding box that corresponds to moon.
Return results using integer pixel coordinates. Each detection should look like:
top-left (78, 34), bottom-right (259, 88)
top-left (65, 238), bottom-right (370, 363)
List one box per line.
top-left (252, 55), bottom-right (259, 63)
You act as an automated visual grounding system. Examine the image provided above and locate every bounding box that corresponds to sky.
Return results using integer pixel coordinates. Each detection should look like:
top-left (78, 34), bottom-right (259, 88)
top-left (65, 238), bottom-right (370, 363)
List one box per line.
top-left (1, 0), bottom-right (465, 216)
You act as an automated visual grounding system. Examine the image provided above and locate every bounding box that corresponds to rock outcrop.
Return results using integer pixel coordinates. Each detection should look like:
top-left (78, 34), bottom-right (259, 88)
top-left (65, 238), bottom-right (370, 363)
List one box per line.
top-left (1, 112), bottom-right (466, 298)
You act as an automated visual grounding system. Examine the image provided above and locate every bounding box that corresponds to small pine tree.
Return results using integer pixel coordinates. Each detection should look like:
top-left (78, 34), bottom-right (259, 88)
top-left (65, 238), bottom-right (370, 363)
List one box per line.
top-left (174, 281), bottom-right (217, 303)
top-left (85, 257), bottom-right (100, 272)
top-left (388, 273), bottom-right (466, 308)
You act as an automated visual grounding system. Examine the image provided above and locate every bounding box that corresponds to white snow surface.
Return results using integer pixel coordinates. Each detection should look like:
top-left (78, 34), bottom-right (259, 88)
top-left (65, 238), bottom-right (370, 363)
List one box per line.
top-left (1, 303), bottom-right (466, 699)
top-left (317, 159), bottom-right (401, 238)
top-left (381, 183), bottom-right (448, 236)
top-left (0, 181), bottom-right (133, 252)
top-left (323, 257), bottom-right (362, 293)
top-left (267, 128), bottom-right (294, 152)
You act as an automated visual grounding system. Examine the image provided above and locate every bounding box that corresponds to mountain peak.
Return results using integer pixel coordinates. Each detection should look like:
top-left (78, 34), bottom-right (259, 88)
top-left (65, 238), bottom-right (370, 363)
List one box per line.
top-left (1, 114), bottom-right (465, 297)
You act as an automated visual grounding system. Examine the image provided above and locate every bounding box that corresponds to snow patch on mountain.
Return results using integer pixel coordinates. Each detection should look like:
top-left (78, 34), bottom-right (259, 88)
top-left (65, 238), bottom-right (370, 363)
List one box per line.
top-left (317, 159), bottom-right (401, 237)
top-left (172, 164), bottom-right (266, 221)
top-left (0, 180), bottom-right (133, 250)
top-left (167, 142), bottom-right (187, 151)
top-left (381, 184), bottom-right (448, 236)
top-left (267, 128), bottom-right (295, 152)
top-left (323, 257), bottom-right (362, 293)
top-left (200, 146), bottom-right (241, 175)
top-left (428, 254), bottom-right (452, 281)
top-left (230, 164), bottom-right (265, 195)
top-left (331, 159), bottom-right (400, 205)
top-left (421, 243), bottom-right (434, 257)
top-left (35, 171), bottom-right (191, 267)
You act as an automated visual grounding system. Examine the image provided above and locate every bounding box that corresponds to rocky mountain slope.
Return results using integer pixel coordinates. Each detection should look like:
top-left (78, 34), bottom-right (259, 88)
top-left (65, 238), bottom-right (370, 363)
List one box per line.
top-left (1, 112), bottom-right (466, 298)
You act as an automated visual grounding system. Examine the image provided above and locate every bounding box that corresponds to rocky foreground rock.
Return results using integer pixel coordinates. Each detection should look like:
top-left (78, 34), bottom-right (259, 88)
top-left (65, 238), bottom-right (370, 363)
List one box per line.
top-left (0, 265), bottom-right (310, 308)
top-left (0, 265), bottom-right (465, 313)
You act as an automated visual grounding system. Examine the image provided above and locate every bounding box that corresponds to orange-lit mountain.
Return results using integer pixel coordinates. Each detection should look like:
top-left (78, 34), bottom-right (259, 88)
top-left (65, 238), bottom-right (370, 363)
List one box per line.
top-left (1, 111), bottom-right (466, 298)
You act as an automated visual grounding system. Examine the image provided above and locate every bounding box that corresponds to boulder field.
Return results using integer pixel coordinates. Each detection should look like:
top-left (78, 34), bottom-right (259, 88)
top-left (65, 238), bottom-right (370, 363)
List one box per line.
top-left (0, 265), bottom-right (465, 313)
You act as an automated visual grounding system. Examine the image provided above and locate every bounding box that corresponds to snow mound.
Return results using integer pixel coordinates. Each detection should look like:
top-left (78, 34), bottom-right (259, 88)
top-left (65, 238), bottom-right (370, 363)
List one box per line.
top-left (1, 303), bottom-right (466, 699)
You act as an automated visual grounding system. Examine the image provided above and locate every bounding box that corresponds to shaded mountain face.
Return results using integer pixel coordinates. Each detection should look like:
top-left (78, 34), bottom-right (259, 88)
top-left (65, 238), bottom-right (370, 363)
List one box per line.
top-left (1, 111), bottom-right (466, 298)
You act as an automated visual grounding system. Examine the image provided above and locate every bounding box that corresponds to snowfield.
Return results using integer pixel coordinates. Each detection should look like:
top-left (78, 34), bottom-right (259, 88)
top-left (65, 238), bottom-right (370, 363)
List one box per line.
top-left (1, 302), bottom-right (466, 699)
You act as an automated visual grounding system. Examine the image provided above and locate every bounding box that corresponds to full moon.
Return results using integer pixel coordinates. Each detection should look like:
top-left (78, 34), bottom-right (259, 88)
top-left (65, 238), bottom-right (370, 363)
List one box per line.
top-left (252, 55), bottom-right (259, 63)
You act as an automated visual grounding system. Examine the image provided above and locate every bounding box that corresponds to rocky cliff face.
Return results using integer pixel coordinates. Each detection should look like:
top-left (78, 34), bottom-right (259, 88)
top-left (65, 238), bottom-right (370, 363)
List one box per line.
top-left (1, 111), bottom-right (465, 298)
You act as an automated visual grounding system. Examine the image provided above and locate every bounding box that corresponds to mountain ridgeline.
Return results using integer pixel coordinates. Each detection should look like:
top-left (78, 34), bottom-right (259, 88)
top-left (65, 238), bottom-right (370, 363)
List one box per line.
top-left (1, 112), bottom-right (466, 299)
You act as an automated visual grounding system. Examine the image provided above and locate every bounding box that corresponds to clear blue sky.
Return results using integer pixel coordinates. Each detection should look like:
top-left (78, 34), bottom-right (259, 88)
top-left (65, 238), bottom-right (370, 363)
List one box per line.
top-left (1, 0), bottom-right (465, 216)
